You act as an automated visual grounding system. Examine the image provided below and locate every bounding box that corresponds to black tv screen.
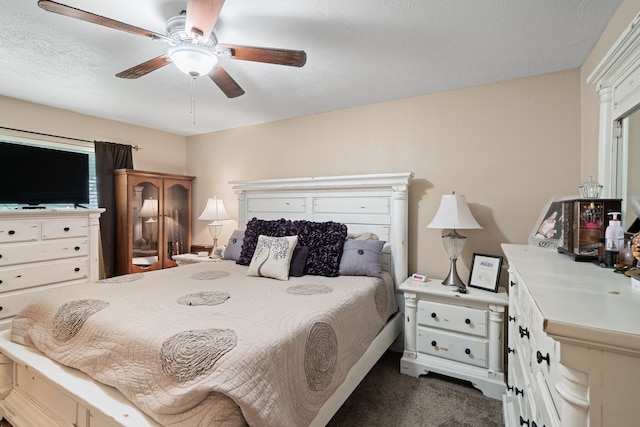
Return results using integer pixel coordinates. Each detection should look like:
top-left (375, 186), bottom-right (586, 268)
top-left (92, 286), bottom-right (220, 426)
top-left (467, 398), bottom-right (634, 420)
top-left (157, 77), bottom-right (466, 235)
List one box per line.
top-left (0, 142), bottom-right (90, 206)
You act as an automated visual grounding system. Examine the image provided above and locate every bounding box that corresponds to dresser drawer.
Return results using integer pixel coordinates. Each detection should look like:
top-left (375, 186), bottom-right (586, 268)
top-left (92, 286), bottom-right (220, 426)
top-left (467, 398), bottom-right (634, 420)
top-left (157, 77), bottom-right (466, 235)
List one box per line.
top-left (0, 258), bottom-right (88, 293)
top-left (417, 327), bottom-right (488, 367)
top-left (0, 221), bottom-right (39, 243)
top-left (42, 218), bottom-right (88, 240)
top-left (0, 283), bottom-right (75, 320)
top-left (0, 240), bottom-right (88, 267)
top-left (417, 300), bottom-right (488, 337)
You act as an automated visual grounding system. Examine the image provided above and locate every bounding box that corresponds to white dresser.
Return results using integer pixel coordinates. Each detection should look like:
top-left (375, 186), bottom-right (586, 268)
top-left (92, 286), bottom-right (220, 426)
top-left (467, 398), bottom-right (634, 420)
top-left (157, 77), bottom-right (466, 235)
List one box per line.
top-left (502, 244), bottom-right (640, 427)
top-left (0, 209), bottom-right (103, 330)
top-left (399, 276), bottom-right (509, 399)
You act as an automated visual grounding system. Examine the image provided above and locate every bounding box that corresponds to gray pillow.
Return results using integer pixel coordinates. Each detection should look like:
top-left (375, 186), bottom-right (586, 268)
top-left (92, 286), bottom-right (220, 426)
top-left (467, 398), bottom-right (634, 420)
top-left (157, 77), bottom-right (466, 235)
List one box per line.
top-left (222, 229), bottom-right (245, 261)
top-left (339, 239), bottom-right (385, 278)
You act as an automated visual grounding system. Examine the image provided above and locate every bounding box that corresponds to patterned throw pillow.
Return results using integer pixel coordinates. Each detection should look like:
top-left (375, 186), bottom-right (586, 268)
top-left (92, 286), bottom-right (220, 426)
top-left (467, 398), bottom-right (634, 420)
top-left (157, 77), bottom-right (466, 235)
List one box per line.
top-left (222, 229), bottom-right (245, 261)
top-left (247, 235), bottom-right (298, 281)
top-left (238, 218), bottom-right (347, 277)
top-left (338, 239), bottom-right (386, 278)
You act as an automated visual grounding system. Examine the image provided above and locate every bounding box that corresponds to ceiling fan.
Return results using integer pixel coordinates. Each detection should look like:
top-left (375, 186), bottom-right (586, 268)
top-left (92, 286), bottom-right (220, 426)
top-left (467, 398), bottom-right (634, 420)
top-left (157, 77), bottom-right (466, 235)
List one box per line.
top-left (37, 0), bottom-right (307, 98)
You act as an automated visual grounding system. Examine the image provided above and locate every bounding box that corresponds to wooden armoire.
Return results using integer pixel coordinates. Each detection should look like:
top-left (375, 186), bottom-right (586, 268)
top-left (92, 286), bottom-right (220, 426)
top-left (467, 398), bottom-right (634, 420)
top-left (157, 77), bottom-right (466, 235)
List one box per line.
top-left (114, 169), bottom-right (195, 276)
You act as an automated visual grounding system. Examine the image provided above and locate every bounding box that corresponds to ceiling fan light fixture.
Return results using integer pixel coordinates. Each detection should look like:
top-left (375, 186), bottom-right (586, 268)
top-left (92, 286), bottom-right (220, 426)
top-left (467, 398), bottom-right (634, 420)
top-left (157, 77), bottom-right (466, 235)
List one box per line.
top-left (168, 44), bottom-right (218, 77)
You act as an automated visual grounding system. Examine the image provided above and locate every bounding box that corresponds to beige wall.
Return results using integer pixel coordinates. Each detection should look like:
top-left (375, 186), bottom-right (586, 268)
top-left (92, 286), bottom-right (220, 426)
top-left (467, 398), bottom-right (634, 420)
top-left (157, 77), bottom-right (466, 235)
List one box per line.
top-left (0, 95), bottom-right (187, 174)
top-left (188, 69), bottom-right (582, 282)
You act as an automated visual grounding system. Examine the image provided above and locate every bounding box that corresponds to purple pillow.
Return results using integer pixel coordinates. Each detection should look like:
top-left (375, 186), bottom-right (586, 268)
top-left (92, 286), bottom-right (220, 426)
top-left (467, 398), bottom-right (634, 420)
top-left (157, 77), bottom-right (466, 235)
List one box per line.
top-left (238, 218), bottom-right (347, 277)
top-left (289, 246), bottom-right (309, 277)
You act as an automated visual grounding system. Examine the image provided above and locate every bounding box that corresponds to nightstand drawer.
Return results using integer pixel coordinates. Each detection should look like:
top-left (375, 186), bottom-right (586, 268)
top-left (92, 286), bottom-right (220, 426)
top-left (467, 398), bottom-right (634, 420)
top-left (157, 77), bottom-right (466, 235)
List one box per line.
top-left (417, 300), bottom-right (488, 337)
top-left (417, 327), bottom-right (488, 368)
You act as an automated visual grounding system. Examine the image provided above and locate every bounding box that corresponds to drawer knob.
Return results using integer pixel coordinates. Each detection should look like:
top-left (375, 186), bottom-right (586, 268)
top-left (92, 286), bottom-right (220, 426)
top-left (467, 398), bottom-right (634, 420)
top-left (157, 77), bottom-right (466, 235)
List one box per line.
top-left (536, 350), bottom-right (550, 365)
top-left (508, 347), bottom-right (515, 354)
top-left (0, 254), bottom-right (3, 259)
top-left (465, 318), bottom-right (471, 325)
top-left (0, 280), bottom-right (2, 285)
top-left (431, 340), bottom-right (437, 347)
top-left (74, 246), bottom-right (80, 251)
top-left (8, 230), bottom-right (15, 235)
top-left (64, 227), bottom-right (70, 232)
top-left (519, 326), bottom-right (530, 339)
top-left (74, 267), bottom-right (80, 272)
top-left (431, 312), bottom-right (437, 318)
top-left (519, 416), bottom-right (530, 426)
top-left (509, 315), bottom-right (516, 322)
top-left (465, 348), bottom-right (471, 355)
top-left (0, 306), bottom-right (3, 312)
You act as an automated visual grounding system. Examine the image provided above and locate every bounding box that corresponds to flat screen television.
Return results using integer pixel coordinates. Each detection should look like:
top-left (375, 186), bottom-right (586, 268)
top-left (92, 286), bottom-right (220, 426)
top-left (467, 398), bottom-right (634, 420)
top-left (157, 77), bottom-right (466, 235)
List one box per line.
top-left (0, 142), bottom-right (90, 207)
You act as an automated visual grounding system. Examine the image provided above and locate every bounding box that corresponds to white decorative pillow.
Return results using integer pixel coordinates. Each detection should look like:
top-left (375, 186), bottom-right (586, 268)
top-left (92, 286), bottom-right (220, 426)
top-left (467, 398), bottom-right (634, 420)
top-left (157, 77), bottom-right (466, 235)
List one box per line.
top-left (247, 235), bottom-right (299, 281)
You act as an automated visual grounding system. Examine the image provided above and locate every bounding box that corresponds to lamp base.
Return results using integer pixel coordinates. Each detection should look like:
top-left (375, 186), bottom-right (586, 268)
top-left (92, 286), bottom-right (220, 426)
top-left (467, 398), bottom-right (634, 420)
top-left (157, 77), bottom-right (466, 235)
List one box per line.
top-left (441, 257), bottom-right (467, 293)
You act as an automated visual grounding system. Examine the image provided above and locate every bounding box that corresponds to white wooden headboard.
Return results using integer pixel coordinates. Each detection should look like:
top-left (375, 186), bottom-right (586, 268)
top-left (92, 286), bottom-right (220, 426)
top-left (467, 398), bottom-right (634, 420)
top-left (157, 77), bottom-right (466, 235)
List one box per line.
top-left (229, 173), bottom-right (414, 287)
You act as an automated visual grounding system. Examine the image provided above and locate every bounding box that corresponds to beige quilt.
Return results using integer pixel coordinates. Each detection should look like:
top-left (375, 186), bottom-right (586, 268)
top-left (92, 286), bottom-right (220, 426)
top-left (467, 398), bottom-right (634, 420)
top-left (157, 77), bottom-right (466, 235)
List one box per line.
top-left (10, 261), bottom-right (397, 426)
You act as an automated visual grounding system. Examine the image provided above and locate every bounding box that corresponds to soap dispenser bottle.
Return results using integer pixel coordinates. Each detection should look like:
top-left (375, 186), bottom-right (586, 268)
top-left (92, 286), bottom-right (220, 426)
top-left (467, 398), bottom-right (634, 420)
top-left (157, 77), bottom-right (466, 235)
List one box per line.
top-left (605, 212), bottom-right (624, 267)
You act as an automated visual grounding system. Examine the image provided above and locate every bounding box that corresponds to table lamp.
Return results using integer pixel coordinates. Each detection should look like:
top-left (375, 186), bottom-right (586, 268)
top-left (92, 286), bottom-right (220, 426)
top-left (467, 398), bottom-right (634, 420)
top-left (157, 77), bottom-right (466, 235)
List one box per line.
top-left (138, 197), bottom-right (159, 246)
top-left (427, 193), bottom-right (482, 293)
top-left (198, 196), bottom-right (230, 257)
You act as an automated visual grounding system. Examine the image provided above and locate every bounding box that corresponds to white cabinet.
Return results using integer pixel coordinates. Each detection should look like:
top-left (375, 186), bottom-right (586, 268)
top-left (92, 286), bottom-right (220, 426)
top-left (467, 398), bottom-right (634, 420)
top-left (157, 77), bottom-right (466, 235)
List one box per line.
top-left (400, 277), bottom-right (508, 399)
top-left (0, 209), bottom-right (103, 329)
top-left (502, 244), bottom-right (640, 427)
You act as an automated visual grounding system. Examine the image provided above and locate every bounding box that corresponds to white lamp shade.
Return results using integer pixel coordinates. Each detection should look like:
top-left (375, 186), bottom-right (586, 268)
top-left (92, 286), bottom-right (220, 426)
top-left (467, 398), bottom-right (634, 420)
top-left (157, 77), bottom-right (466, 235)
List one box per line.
top-left (168, 44), bottom-right (219, 77)
top-left (138, 198), bottom-right (158, 219)
top-left (198, 197), bottom-right (230, 222)
top-left (427, 194), bottom-right (482, 229)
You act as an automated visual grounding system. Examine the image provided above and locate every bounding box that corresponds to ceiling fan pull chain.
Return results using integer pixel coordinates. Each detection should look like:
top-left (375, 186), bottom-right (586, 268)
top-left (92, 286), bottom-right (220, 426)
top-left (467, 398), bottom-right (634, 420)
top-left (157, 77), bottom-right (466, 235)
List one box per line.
top-left (190, 76), bottom-right (197, 125)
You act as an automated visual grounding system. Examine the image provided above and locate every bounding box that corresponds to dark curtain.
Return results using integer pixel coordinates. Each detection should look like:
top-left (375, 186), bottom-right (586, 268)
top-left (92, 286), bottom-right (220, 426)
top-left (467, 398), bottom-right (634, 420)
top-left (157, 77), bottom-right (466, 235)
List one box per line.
top-left (95, 141), bottom-right (133, 278)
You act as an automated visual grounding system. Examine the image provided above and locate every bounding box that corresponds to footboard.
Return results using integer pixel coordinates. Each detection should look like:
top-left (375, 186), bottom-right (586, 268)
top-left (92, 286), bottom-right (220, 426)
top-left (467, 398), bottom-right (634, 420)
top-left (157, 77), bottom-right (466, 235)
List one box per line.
top-left (0, 330), bottom-right (159, 427)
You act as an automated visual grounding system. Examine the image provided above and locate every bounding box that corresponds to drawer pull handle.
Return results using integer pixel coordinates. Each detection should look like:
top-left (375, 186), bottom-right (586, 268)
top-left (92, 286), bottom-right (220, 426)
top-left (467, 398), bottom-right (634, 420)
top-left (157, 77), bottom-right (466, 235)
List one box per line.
top-left (515, 387), bottom-right (524, 397)
top-left (74, 267), bottom-right (80, 272)
top-left (508, 347), bottom-right (515, 354)
top-left (507, 384), bottom-right (514, 392)
top-left (64, 227), bottom-right (70, 232)
top-left (519, 416), bottom-right (530, 426)
top-left (74, 246), bottom-right (80, 251)
top-left (431, 312), bottom-right (437, 318)
top-left (8, 230), bottom-right (15, 235)
top-left (464, 348), bottom-right (471, 355)
top-left (465, 318), bottom-right (471, 324)
top-left (536, 350), bottom-right (550, 365)
top-left (509, 315), bottom-right (516, 322)
top-left (519, 326), bottom-right (530, 339)
top-left (510, 280), bottom-right (516, 287)
top-left (431, 341), bottom-right (437, 347)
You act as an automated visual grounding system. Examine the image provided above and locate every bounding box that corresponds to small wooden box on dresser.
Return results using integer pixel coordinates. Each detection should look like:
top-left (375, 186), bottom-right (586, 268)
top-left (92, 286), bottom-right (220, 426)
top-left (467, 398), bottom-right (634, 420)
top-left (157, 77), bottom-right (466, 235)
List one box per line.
top-left (502, 244), bottom-right (640, 427)
top-left (400, 277), bottom-right (509, 399)
top-left (0, 209), bottom-right (103, 330)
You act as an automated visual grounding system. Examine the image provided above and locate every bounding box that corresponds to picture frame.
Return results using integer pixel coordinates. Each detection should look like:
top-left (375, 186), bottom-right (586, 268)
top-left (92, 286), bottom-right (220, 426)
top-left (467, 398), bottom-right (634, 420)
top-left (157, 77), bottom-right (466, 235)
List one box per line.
top-left (468, 253), bottom-right (503, 293)
top-left (528, 196), bottom-right (572, 250)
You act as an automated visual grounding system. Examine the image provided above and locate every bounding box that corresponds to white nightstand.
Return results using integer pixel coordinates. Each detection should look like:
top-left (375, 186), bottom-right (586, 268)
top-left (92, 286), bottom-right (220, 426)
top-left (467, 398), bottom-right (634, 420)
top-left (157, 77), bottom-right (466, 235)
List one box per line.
top-left (399, 276), bottom-right (508, 399)
top-left (172, 254), bottom-right (221, 265)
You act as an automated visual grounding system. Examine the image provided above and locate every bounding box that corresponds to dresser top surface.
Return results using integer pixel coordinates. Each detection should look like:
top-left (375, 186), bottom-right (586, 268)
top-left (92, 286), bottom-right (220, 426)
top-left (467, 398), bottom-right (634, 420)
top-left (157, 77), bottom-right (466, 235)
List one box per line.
top-left (502, 243), bottom-right (640, 351)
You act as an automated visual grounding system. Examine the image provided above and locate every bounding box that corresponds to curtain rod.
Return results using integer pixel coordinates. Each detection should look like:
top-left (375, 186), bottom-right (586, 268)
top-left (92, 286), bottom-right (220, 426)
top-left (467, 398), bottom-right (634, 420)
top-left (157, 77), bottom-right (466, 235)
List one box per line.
top-left (0, 126), bottom-right (141, 151)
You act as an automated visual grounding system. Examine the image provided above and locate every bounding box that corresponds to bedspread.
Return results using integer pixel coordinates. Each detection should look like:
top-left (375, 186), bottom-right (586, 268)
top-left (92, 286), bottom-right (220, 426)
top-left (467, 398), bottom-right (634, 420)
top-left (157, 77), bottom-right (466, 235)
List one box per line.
top-left (10, 261), bottom-right (397, 426)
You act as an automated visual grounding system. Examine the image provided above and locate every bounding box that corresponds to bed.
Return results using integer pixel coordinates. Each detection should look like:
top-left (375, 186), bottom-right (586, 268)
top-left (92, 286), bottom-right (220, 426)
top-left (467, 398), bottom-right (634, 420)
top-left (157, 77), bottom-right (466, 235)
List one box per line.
top-left (0, 172), bottom-right (413, 427)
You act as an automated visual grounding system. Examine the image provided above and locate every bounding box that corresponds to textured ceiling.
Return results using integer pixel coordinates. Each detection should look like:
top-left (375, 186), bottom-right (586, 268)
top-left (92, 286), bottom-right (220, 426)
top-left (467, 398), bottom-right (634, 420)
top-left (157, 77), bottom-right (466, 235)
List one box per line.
top-left (0, 0), bottom-right (623, 136)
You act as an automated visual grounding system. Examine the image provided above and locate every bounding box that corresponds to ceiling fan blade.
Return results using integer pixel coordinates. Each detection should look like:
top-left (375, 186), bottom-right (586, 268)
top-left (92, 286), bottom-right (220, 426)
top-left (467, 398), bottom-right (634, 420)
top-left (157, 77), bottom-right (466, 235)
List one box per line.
top-left (186, 0), bottom-right (225, 40)
top-left (209, 65), bottom-right (245, 98)
top-left (217, 44), bottom-right (307, 67)
top-left (38, 0), bottom-right (170, 42)
top-left (116, 55), bottom-right (171, 79)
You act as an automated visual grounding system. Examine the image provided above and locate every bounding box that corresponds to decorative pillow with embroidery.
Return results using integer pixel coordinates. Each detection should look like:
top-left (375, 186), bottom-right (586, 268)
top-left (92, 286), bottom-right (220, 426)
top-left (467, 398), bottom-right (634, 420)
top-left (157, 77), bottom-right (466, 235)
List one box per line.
top-left (338, 239), bottom-right (386, 278)
top-left (222, 229), bottom-right (245, 261)
top-left (247, 235), bottom-right (298, 281)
